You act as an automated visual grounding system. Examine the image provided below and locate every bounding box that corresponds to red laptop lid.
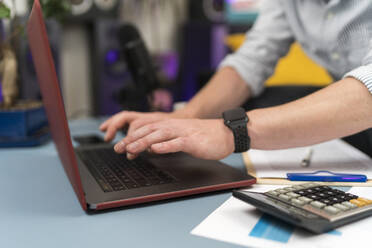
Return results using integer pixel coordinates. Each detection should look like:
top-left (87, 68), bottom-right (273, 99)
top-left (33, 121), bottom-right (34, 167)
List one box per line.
top-left (27, 0), bottom-right (87, 210)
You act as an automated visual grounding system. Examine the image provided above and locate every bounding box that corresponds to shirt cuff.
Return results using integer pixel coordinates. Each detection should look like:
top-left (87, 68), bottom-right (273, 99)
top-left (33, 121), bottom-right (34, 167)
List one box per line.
top-left (219, 55), bottom-right (266, 97)
top-left (343, 64), bottom-right (372, 94)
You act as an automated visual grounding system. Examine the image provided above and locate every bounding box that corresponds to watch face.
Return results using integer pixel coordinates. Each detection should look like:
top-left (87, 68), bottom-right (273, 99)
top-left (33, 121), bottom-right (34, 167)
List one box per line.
top-left (94, 0), bottom-right (118, 11)
top-left (71, 0), bottom-right (94, 15)
top-left (223, 107), bottom-right (247, 122)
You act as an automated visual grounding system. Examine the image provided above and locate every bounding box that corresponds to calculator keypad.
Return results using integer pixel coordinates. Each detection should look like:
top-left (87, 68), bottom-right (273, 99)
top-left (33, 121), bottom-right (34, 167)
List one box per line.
top-left (264, 183), bottom-right (372, 219)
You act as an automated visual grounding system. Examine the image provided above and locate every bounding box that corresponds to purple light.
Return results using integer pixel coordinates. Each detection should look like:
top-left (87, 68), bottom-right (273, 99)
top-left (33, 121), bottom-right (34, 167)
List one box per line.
top-left (156, 53), bottom-right (179, 80)
top-left (105, 50), bottom-right (119, 64)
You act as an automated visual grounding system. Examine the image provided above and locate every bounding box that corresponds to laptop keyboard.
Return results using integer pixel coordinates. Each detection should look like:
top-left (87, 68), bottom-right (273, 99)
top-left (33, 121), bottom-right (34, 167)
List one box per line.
top-left (78, 148), bottom-right (177, 192)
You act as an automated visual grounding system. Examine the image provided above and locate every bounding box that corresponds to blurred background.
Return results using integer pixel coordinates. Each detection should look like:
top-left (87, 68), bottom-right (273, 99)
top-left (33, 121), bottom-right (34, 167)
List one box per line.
top-left (0, 0), bottom-right (332, 119)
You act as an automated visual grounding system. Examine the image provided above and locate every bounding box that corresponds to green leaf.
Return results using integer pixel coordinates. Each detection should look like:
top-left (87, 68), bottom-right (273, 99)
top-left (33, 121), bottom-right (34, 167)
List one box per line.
top-left (0, 2), bottom-right (11, 19)
top-left (39, 0), bottom-right (72, 21)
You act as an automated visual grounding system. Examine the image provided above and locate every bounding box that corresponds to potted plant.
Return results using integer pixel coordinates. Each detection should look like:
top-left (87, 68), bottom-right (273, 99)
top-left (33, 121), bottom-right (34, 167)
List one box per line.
top-left (0, 0), bottom-right (71, 147)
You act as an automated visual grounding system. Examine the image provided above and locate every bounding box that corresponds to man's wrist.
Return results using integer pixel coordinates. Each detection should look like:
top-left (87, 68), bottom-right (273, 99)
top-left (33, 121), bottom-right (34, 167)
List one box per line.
top-left (173, 106), bottom-right (199, 119)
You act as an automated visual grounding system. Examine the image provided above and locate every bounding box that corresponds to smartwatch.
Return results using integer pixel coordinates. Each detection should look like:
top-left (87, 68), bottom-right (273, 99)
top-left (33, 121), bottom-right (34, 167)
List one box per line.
top-left (222, 107), bottom-right (250, 153)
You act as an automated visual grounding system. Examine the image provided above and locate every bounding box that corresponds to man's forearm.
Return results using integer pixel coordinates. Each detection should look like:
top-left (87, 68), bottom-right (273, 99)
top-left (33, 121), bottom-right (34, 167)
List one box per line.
top-left (177, 67), bottom-right (252, 119)
top-left (248, 78), bottom-right (372, 149)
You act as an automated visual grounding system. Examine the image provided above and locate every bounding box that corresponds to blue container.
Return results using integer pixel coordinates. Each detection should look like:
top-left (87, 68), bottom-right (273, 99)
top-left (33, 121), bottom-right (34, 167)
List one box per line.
top-left (225, 0), bottom-right (259, 24)
top-left (0, 102), bottom-right (48, 138)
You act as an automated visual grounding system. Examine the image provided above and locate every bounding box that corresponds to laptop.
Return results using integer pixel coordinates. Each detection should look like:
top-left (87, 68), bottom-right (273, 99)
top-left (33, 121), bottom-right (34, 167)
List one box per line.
top-left (27, 0), bottom-right (256, 211)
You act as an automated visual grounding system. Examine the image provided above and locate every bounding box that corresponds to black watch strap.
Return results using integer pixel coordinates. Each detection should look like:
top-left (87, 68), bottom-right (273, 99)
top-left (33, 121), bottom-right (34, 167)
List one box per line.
top-left (222, 107), bottom-right (250, 153)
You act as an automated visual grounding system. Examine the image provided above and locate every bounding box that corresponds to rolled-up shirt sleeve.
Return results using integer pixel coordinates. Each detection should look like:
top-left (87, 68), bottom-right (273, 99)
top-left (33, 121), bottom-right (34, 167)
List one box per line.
top-left (219, 0), bottom-right (294, 96)
top-left (343, 39), bottom-right (372, 94)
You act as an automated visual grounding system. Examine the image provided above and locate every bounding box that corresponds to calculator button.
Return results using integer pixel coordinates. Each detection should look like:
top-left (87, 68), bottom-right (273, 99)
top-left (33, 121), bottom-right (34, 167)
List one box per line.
top-left (318, 186), bottom-right (331, 191)
top-left (329, 197), bottom-right (343, 204)
top-left (310, 201), bottom-right (326, 209)
top-left (277, 189), bottom-right (289, 194)
top-left (308, 183), bottom-right (321, 187)
top-left (291, 198), bottom-right (306, 206)
top-left (296, 190), bottom-right (308, 196)
top-left (345, 193), bottom-right (358, 200)
top-left (292, 185), bottom-right (305, 190)
top-left (312, 187), bottom-right (324, 192)
top-left (279, 194), bottom-right (292, 201)
top-left (350, 199), bottom-right (367, 207)
top-left (357, 198), bottom-right (372, 205)
top-left (298, 196), bottom-right (312, 203)
top-left (332, 189), bottom-right (345, 195)
top-left (333, 203), bottom-right (350, 211)
top-left (325, 191), bottom-right (337, 197)
top-left (338, 195), bottom-right (349, 201)
top-left (267, 190), bottom-right (279, 196)
top-left (324, 206), bottom-right (341, 215)
top-left (284, 187), bottom-right (295, 192)
top-left (286, 192), bottom-right (300, 198)
top-left (319, 199), bottom-right (332, 205)
top-left (301, 183), bottom-right (315, 188)
top-left (305, 188), bottom-right (316, 194)
top-left (308, 194), bottom-right (321, 201)
top-left (342, 201), bottom-right (358, 209)
top-left (316, 192), bottom-right (328, 198)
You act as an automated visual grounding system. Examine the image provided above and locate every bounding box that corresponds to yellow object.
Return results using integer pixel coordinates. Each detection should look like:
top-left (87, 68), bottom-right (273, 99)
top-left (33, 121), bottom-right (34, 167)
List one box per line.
top-left (225, 34), bottom-right (333, 87)
top-left (357, 198), bottom-right (372, 205)
top-left (350, 199), bottom-right (367, 207)
top-left (226, 34), bottom-right (247, 52)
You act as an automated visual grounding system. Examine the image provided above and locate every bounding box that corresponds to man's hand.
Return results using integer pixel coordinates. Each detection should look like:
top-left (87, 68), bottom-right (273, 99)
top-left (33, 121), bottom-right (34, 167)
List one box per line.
top-left (113, 119), bottom-right (235, 160)
top-left (100, 111), bottom-right (187, 142)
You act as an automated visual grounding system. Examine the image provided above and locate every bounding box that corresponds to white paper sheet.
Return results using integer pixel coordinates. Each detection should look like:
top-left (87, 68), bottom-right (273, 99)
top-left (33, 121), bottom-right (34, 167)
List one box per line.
top-left (191, 185), bottom-right (372, 248)
top-left (247, 139), bottom-right (372, 178)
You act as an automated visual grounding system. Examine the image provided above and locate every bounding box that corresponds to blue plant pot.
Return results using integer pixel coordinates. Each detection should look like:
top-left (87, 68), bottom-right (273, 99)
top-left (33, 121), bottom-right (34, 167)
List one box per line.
top-left (0, 101), bottom-right (48, 138)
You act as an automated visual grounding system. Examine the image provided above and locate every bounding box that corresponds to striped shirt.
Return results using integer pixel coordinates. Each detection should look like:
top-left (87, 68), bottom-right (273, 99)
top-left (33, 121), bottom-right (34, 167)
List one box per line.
top-left (220, 0), bottom-right (372, 96)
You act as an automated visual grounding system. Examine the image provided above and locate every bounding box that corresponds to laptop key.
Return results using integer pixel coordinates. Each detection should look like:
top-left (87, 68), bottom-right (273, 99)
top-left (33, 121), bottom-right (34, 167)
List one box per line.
top-left (81, 158), bottom-right (113, 192)
top-left (98, 179), bottom-right (113, 192)
top-left (136, 179), bottom-right (152, 187)
top-left (78, 148), bottom-right (177, 193)
top-left (125, 182), bottom-right (139, 189)
top-left (113, 185), bottom-right (126, 191)
top-left (148, 178), bottom-right (161, 185)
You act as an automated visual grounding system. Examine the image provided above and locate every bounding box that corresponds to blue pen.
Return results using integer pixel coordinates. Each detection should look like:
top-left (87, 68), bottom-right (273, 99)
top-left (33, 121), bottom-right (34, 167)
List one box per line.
top-left (287, 170), bottom-right (367, 182)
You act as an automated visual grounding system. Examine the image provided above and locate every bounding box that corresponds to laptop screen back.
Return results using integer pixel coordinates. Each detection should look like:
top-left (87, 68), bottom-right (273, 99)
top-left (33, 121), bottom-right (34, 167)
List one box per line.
top-left (27, 0), bottom-right (87, 210)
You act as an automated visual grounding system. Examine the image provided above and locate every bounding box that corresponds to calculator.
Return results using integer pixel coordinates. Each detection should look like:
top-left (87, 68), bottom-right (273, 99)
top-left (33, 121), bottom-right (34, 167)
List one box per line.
top-left (233, 183), bottom-right (372, 233)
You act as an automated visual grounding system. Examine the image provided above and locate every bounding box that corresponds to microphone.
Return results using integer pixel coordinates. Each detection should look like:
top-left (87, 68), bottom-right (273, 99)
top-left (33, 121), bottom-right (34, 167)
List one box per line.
top-left (118, 24), bottom-right (159, 94)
